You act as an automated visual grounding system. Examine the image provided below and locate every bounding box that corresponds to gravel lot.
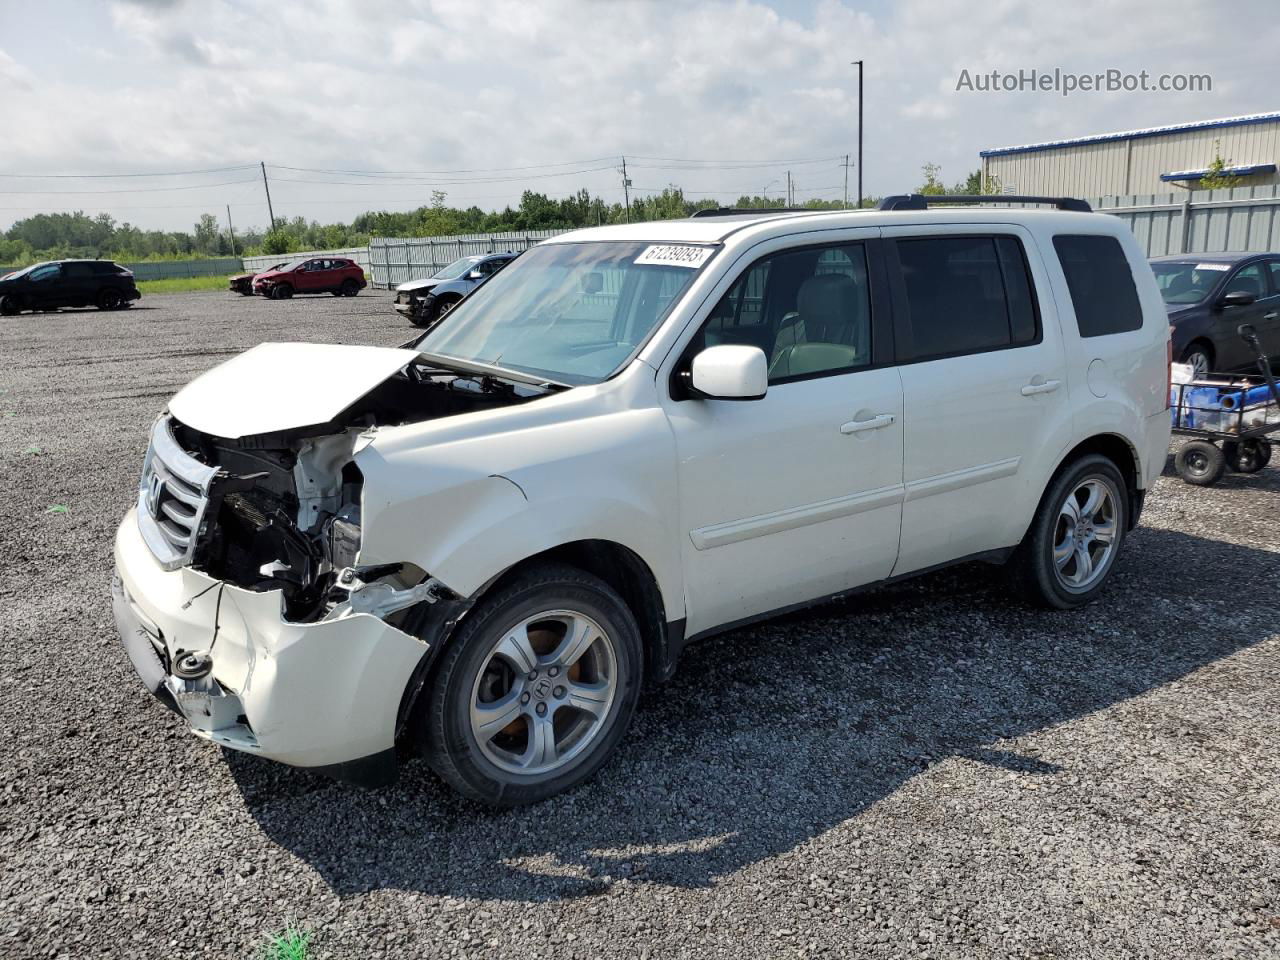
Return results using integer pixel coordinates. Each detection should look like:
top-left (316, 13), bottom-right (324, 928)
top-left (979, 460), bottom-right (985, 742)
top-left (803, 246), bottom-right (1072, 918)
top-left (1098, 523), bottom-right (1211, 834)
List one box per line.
top-left (2, 290), bottom-right (1278, 959)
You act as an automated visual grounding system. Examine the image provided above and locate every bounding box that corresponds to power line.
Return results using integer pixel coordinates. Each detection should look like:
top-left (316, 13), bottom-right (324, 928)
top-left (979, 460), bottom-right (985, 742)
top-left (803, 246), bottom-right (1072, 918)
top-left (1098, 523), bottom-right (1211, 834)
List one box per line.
top-left (267, 166), bottom-right (618, 187)
top-left (0, 177), bottom-right (260, 196)
top-left (0, 164), bottom-right (258, 180)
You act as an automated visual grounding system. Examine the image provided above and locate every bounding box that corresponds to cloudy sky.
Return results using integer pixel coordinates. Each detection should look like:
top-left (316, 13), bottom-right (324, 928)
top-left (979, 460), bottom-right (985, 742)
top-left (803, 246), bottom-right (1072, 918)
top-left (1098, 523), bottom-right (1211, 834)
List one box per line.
top-left (0, 0), bottom-right (1275, 232)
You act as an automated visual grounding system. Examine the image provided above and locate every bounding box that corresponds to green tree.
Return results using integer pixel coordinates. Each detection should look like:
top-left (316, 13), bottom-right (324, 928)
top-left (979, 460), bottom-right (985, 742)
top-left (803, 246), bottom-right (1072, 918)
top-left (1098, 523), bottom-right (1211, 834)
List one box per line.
top-left (917, 163), bottom-right (947, 195)
top-left (1198, 140), bottom-right (1242, 190)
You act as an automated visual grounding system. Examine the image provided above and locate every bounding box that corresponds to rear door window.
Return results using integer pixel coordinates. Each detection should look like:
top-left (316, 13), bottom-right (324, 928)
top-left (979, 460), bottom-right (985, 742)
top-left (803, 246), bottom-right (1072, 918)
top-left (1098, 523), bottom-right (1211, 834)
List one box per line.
top-left (890, 235), bottom-right (1040, 360)
top-left (1053, 235), bottom-right (1143, 337)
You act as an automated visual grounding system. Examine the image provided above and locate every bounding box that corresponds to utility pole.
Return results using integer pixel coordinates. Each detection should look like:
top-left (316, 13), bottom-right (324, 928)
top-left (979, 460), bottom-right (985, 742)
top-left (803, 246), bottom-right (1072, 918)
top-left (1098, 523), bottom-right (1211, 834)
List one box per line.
top-left (843, 154), bottom-right (850, 208)
top-left (853, 60), bottom-right (864, 208)
top-left (620, 157), bottom-right (632, 223)
top-left (225, 204), bottom-right (238, 256)
top-left (786, 170), bottom-right (792, 206)
top-left (260, 161), bottom-right (276, 231)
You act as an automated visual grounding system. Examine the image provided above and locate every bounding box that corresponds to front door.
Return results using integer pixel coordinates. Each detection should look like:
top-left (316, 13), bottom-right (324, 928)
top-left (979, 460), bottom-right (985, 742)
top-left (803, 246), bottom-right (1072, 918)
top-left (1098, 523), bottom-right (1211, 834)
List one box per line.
top-left (1215, 261), bottom-right (1271, 370)
top-left (662, 232), bottom-right (905, 636)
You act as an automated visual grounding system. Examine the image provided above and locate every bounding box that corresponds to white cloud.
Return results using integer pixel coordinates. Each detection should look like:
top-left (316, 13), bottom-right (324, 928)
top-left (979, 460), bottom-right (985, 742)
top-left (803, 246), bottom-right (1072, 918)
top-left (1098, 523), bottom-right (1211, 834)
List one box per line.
top-left (0, 0), bottom-right (1275, 229)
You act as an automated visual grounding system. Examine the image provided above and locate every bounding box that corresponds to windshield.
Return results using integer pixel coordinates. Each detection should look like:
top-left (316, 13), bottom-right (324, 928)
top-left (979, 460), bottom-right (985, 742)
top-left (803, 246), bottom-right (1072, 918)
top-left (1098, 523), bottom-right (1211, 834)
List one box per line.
top-left (1151, 261), bottom-right (1228, 305)
top-left (432, 257), bottom-right (480, 280)
top-left (414, 241), bottom-right (713, 385)
top-left (274, 258), bottom-right (308, 272)
top-left (2, 262), bottom-right (50, 280)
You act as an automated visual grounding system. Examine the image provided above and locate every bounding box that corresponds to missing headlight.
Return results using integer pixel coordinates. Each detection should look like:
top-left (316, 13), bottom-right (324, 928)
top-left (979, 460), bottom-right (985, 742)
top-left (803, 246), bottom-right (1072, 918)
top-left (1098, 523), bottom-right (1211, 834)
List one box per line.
top-left (326, 502), bottom-right (362, 571)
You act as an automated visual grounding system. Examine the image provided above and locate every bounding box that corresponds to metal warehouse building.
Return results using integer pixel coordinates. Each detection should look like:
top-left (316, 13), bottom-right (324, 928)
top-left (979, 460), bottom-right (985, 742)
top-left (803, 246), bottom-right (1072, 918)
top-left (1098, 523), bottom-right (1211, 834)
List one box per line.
top-left (980, 112), bottom-right (1280, 198)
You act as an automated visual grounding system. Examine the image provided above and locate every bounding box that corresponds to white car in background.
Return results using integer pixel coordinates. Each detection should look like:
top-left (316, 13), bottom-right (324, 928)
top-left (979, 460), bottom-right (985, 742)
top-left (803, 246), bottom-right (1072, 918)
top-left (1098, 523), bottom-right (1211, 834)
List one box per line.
top-left (113, 197), bottom-right (1172, 806)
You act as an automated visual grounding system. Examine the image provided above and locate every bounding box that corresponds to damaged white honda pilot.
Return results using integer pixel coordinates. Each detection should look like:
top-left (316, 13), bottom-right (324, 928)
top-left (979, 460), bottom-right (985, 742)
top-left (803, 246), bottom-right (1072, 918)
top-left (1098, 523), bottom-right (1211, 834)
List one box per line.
top-left (114, 196), bottom-right (1172, 806)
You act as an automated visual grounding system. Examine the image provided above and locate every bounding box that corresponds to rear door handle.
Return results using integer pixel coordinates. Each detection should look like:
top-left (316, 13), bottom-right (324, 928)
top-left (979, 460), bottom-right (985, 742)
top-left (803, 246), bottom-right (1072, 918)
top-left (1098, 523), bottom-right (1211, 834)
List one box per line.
top-left (1021, 379), bottom-right (1061, 397)
top-left (1265, 312), bottom-right (1277, 320)
top-left (840, 413), bottom-right (896, 434)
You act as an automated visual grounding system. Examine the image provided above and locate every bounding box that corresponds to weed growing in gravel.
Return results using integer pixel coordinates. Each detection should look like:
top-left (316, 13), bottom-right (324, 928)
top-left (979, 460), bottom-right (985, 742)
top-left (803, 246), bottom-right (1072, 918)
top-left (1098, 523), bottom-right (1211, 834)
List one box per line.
top-left (261, 923), bottom-right (312, 960)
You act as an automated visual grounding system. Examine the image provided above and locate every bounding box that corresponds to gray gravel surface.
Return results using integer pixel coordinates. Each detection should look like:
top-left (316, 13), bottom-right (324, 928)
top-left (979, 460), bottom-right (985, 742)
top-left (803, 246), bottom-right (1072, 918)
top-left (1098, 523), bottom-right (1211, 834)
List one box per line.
top-left (1, 291), bottom-right (1278, 959)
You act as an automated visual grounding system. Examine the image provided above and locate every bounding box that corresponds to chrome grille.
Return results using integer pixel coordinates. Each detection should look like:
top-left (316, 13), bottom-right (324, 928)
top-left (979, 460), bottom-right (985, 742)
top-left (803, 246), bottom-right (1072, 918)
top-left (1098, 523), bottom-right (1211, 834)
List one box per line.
top-left (136, 416), bottom-right (218, 570)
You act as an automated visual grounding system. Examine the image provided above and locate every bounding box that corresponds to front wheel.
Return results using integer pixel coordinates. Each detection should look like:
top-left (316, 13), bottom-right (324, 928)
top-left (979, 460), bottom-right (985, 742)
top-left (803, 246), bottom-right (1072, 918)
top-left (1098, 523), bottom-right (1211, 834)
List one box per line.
top-left (0, 294), bottom-right (19, 316)
top-left (1180, 343), bottom-right (1213, 380)
top-left (427, 296), bottom-right (460, 326)
top-left (422, 563), bottom-right (643, 807)
top-left (271, 283), bottom-right (293, 300)
top-left (1015, 454), bottom-right (1128, 609)
top-left (1175, 440), bottom-right (1226, 486)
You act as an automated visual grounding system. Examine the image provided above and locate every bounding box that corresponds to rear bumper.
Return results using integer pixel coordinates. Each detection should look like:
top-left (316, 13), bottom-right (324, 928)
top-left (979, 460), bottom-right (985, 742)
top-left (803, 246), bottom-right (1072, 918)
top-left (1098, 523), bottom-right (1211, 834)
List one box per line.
top-left (112, 508), bottom-right (430, 781)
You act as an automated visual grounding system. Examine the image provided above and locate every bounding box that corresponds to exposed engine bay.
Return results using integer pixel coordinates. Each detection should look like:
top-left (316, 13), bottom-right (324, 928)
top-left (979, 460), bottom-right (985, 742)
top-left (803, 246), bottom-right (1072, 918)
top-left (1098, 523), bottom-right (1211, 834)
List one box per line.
top-left (155, 363), bottom-right (552, 621)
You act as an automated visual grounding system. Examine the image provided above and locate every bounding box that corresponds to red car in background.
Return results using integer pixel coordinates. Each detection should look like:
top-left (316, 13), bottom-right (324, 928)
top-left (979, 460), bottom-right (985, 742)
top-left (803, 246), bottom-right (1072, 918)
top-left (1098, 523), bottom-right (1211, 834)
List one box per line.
top-left (252, 257), bottom-right (367, 299)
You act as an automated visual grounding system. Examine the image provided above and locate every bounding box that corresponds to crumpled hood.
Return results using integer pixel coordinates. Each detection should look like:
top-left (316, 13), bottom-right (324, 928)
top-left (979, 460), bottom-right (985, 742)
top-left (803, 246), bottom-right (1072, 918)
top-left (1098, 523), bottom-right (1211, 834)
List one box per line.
top-left (396, 277), bottom-right (443, 294)
top-left (168, 342), bottom-right (419, 439)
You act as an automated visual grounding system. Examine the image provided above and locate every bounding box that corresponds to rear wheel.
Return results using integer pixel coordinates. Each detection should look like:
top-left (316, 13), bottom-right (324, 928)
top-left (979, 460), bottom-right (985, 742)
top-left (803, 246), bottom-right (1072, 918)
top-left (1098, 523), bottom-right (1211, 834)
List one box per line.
top-left (1222, 438), bottom-right (1271, 473)
top-left (1015, 454), bottom-right (1127, 609)
top-left (1174, 440), bottom-right (1226, 486)
top-left (97, 288), bottom-right (124, 310)
top-left (340, 279), bottom-right (360, 297)
top-left (422, 563), bottom-right (642, 807)
top-left (1180, 342), bottom-right (1213, 380)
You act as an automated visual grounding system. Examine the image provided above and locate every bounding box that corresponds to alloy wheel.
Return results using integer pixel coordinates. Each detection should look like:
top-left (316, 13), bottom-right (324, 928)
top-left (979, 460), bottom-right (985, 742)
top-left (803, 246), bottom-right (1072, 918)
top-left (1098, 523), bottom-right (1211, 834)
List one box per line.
top-left (1051, 476), bottom-right (1120, 591)
top-left (468, 610), bottom-right (617, 776)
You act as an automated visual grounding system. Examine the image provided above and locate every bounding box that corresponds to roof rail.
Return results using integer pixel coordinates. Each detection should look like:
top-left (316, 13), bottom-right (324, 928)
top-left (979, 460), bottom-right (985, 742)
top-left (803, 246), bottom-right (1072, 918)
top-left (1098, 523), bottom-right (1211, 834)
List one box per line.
top-left (689, 207), bottom-right (817, 218)
top-left (877, 194), bottom-right (1092, 213)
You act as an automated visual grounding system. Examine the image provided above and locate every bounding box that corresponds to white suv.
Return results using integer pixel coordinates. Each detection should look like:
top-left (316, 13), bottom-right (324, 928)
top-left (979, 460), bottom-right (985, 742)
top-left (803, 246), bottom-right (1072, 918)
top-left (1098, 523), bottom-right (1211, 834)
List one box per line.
top-left (113, 197), bottom-right (1172, 806)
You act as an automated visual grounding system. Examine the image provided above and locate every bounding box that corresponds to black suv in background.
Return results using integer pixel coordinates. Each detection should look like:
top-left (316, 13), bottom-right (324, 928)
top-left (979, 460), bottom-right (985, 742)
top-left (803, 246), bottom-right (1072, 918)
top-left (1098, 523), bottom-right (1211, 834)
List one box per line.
top-left (0, 260), bottom-right (141, 315)
top-left (1151, 252), bottom-right (1280, 377)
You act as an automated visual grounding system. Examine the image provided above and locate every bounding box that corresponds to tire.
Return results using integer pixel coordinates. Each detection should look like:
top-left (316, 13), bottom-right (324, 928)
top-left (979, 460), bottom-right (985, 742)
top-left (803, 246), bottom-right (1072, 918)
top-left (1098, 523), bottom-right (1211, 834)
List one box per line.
top-left (272, 283), bottom-right (293, 300)
top-left (0, 295), bottom-right (18, 316)
top-left (1014, 454), bottom-right (1128, 610)
top-left (429, 296), bottom-right (460, 326)
top-left (1174, 440), bottom-right (1226, 486)
top-left (340, 279), bottom-right (360, 297)
top-left (97, 288), bottom-right (124, 311)
top-left (239, 289), bottom-right (254, 297)
top-left (1180, 342), bottom-right (1214, 380)
top-left (422, 562), bottom-right (643, 807)
top-left (1222, 438), bottom-right (1271, 474)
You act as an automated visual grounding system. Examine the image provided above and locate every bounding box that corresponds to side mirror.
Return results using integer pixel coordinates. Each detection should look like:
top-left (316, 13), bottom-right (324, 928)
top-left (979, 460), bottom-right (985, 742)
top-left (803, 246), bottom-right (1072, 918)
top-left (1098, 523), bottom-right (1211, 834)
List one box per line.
top-left (690, 345), bottom-right (767, 400)
top-left (467, 270), bottom-right (484, 280)
top-left (1220, 290), bottom-right (1256, 308)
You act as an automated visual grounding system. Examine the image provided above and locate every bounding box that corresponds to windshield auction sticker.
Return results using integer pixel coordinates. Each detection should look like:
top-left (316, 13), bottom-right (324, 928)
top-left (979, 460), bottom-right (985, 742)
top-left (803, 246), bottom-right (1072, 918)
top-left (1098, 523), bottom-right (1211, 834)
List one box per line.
top-left (1195, 263), bottom-right (1231, 271)
top-left (635, 244), bottom-right (715, 268)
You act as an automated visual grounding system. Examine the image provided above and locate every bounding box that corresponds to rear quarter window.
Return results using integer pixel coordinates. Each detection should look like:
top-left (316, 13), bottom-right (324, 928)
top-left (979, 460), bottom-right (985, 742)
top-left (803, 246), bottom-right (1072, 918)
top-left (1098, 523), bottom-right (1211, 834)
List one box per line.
top-left (1053, 235), bottom-right (1144, 338)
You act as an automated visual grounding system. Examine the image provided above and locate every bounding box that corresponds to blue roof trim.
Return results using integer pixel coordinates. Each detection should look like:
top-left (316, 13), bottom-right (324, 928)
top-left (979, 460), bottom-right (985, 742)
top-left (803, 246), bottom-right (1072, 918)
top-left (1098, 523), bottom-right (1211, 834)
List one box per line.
top-left (1160, 162), bottom-right (1277, 182)
top-left (980, 112), bottom-right (1280, 158)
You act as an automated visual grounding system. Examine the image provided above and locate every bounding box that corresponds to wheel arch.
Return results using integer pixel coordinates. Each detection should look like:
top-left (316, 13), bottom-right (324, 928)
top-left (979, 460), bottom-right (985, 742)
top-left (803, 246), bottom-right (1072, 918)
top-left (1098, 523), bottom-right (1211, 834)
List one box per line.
top-left (395, 537), bottom-right (673, 760)
top-left (1045, 433), bottom-right (1144, 531)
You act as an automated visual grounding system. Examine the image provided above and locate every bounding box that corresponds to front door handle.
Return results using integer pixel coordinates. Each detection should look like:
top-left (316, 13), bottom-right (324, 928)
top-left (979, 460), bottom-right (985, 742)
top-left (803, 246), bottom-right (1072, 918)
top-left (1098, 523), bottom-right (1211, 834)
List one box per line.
top-left (840, 413), bottom-right (896, 434)
top-left (1021, 379), bottom-right (1061, 397)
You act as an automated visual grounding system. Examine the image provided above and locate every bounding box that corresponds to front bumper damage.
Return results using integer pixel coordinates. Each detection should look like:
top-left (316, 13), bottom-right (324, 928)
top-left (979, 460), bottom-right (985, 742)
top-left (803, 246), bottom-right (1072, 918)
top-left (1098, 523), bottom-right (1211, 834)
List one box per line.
top-left (113, 508), bottom-right (442, 785)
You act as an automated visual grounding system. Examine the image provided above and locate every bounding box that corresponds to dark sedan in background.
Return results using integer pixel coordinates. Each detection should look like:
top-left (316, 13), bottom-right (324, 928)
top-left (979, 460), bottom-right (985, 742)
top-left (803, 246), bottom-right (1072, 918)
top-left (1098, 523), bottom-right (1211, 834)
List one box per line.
top-left (1152, 252), bottom-right (1280, 377)
top-left (0, 259), bottom-right (140, 315)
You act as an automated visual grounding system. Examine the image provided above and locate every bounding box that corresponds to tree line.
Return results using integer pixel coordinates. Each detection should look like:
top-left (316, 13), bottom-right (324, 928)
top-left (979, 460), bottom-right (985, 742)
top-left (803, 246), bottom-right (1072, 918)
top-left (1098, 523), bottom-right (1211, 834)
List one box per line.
top-left (0, 166), bottom-right (980, 265)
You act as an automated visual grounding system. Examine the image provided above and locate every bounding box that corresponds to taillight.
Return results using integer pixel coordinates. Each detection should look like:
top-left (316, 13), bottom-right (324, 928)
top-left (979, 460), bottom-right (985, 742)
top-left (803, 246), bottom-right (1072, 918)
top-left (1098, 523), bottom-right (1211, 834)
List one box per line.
top-left (1165, 333), bottom-right (1173, 410)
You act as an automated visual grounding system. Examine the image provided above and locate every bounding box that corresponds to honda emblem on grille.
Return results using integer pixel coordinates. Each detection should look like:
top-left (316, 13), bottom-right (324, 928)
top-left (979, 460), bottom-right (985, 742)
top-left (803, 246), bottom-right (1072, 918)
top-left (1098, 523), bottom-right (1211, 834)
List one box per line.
top-left (144, 471), bottom-right (165, 517)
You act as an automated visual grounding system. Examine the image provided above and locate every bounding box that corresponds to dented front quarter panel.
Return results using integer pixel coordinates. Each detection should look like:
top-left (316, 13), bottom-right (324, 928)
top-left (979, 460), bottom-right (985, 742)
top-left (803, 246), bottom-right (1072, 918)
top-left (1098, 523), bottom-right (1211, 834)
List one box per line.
top-left (354, 361), bottom-right (686, 618)
top-left (115, 508), bottom-right (427, 768)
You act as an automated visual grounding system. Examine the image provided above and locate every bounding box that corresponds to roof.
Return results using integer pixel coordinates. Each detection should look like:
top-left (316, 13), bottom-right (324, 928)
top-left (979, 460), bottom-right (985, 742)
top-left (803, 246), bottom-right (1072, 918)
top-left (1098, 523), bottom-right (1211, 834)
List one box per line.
top-left (544, 205), bottom-right (1102, 246)
top-left (980, 111), bottom-right (1280, 158)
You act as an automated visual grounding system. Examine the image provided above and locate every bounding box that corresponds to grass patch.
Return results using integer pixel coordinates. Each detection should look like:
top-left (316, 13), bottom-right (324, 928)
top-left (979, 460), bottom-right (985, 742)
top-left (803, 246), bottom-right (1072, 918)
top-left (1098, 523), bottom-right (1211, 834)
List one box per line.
top-left (136, 275), bottom-right (238, 294)
top-left (261, 924), bottom-right (313, 960)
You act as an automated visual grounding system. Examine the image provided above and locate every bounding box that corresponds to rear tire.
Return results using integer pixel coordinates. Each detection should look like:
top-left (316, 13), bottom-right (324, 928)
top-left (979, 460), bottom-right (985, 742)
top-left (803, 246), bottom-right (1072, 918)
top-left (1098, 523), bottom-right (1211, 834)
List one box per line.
top-left (1175, 440), bottom-right (1226, 486)
top-left (422, 562), bottom-right (643, 807)
top-left (97, 288), bottom-right (124, 310)
top-left (1014, 454), bottom-right (1128, 610)
top-left (340, 279), bottom-right (360, 297)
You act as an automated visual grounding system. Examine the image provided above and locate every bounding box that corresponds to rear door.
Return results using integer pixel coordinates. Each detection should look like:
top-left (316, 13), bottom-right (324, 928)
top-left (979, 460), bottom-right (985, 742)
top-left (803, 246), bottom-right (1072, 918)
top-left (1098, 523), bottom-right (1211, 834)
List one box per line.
top-left (883, 226), bottom-right (1069, 576)
top-left (61, 262), bottom-right (97, 305)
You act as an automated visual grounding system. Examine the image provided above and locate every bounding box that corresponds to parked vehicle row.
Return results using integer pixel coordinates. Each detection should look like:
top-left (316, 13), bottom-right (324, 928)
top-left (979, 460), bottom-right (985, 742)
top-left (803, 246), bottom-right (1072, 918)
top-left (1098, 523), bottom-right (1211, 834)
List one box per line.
top-left (113, 196), bottom-right (1173, 807)
top-left (0, 259), bottom-right (140, 315)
